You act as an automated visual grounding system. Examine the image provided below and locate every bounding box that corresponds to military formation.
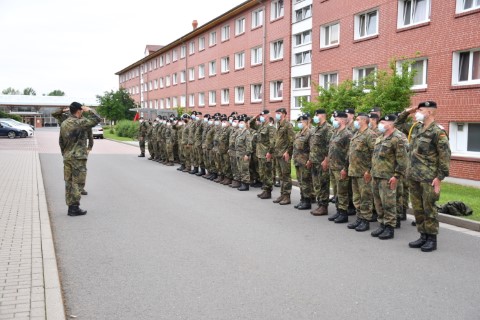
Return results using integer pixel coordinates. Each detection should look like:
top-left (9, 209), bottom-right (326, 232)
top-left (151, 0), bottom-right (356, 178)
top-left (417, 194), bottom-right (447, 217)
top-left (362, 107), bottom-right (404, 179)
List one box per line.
top-left (138, 101), bottom-right (450, 252)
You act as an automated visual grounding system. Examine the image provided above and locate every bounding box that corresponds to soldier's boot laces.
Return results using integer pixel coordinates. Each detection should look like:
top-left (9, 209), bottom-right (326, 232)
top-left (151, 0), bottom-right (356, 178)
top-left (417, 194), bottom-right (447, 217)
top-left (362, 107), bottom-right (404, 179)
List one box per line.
top-left (355, 219), bottom-right (370, 232)
top-left (378, 225), bottom-right (394, 240)
top-left (347, 218), bottom-right (362, 229)
top-left (279, 194), bottom-right (291, 205)
top-left (68, 205), bottom-right (87, 217)
top-left (371, 224), bottom-right (386, 237)
top-left (409, 233), bottom-right (427, 248)
top-left (420, 235), bottom-right (437, 252)
top-left (297, 198), bottom-right (312, 210)
top-left (334, 210), bottom-right (349, 223)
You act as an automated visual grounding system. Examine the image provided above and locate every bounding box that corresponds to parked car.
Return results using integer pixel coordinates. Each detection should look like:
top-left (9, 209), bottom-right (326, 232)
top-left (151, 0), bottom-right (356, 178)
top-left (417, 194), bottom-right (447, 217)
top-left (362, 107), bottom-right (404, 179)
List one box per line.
top-left (0, 118), bottom-right (35, 131)
top-left (92, 125), bottom-right (104, 139)
top-left (0, 122), bottom-right (24, 138)
top-left (0, 120), bottom-right (34, 137)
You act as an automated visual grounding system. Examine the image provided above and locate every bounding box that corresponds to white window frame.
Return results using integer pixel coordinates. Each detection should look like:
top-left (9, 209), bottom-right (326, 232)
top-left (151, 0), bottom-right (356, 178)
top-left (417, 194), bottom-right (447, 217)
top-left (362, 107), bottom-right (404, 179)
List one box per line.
top-left (271, 0), bottom-right (284, 20)
top-left (452, 48), bottom-right (480, 85)
top-left (180, 95), bottom-right (186, 107)
top-left (159, 77), bottom-right (164, 88)
top-left (353, 66), bottom-right (377, 87)
top-left (160, 98), bottom-right (164, 109)
top-left (172, 49), bottom-right (178, 62)
top-left (251, 84), bottom-right (263, 102)
top-left (235, 86), bottom-right (245, 104)
top-left (198, 64), bottom-right (205, 79)
top-left (221, 56), bottom-right (230, 73)
top-left (396, 58), bottom-right (428, 89)
top-left (166, 97), bottom-right (171, 109)
top-left (449, 122), bottom-right (480, 157)
top-left (221, 88), bottom-right (230, 105)
top-left (235, 51), bottom-right (245, 70)
top-left (165, 75), bottom-right (171, 87)
top-left (294, 96), bottom-right (311, 108)
top-left (456, 0), bottom-right (480, 13)
top-left (189, 94), bottom-right (195, 107)
top-left (294, 30), bottom-right (312, 47)
top-left (320, 22), bottom-right (340, 48)
top-left (270, 81), bottom-right (283, 100)
top-left (198, 92), bottom-right (205, 107)
top-left (159, 55), bottom-right (164, 67)
top-left (199, 37), bottom-right (206, 51)
top-left (154, 79), bottom-right (158, 90)
top-left (209, 60), bottom-right (217, 76)
top-left (354, 9), bottom-right (379, 39)
top-left (189, 41), bottom-right (195, 55)
top-left (172, 73), bottom-right (178, 85)
top-left (270, 40), bottom-right (284, 61)
top-left (294, 5), bottom-right (312, 22)
top-left (172, 97), bottom-right (178, 108)
top-left (235, 17), bottom-right (245, 35)
top-left (221, 25), bottom-right (230, 41)
top-left (252, 9), bottom-right (264, 28)
top-left (189, 68), bottom-right (195, 81)
top-left (180, 45), bottom-right (186, 58)
top-left (251, 46), bottom-right (263, 66)
top-left (397, 0), bottom-right (431, 29)
top-left (180, 70), bottom-right (186, 83)
top-left (166, 52), bottom-right (171, 64)
top-left (209, 91), bottom-right (216, 106)
top-left (319, 72), bottom-right (338, 90)
top-left (293, 76), bottom-right (311, 89)
top-left (294, 50), bottom-right (312, 65)
top-left (209, 31), bottom-right (217, 46)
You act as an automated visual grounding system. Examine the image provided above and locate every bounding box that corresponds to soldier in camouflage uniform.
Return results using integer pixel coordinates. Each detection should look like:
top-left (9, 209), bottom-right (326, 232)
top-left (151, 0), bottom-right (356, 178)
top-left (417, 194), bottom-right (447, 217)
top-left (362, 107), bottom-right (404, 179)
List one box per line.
top-left (59, 102), bottom-right (101, 216)
top-left (203, 115), bottom-right (216, 178)
top-left (272, 108), bottom-right (294, 205)
top-left (397, 101), bottom-right (451, 252)
top-left (164, 119), bottom-right (176, 166)
top-left (248, 119), bottom-right (261, 187)
top-left (192, 112), bottom-right (205, 176)
top-left (344, 113), bottom-right (376, 232)
top-left (307, 109), bottom-right (333, 216)
top-left (228, 115), bottom-right (241, 188)
top-left (293, 114), bottom-right (313, 210)
top-left (217, 115), bottom-right (232, 185)
top-left (138, 117), bottom-right (149, 157)
top-left (176, 116), bottom-right (186, 171)
top-left (211, 115), bottom-right (223, 182)
top-left (187, 112), bottom-right (198, 173)
top-left (324, 111), bottom-right (352, 223)
top-left (235, 116), bottom-right (253, 191)
top-left (250, 110), bottom-right (275, 199)
top-left (370, 114), bottom-right (408, 240)
top-left (146, 120), bottom-right (155, 160)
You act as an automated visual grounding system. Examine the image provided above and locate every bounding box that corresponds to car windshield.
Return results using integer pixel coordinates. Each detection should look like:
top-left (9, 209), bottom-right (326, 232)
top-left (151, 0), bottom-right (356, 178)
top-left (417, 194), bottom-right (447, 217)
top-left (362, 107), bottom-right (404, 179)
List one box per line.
top-left (0, 122), bottom-right (12, 127)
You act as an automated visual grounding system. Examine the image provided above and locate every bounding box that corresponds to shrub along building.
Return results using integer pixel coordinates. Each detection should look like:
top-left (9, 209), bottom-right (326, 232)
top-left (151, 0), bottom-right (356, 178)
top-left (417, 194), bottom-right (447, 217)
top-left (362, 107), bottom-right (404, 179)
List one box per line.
top-left (116, 0), bottom-right (480, 181)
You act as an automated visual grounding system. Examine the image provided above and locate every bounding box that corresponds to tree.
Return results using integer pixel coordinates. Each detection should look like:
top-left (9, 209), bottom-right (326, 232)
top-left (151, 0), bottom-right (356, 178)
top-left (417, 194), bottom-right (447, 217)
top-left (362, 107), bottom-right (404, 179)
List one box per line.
top-left (96, 88), bottom-right (137, 123)
top-left (2, 87), bottom-right (20, 95)
top-left (23, 87), bottom-right (36, 95)
top-left (48, 90), bottom-right (65, 96)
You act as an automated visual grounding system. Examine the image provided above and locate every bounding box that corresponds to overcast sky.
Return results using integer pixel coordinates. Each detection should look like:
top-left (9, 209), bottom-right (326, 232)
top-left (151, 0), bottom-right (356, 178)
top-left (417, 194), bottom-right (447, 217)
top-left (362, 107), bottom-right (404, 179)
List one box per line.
top-left (0, 0), bottom-right (244, 100)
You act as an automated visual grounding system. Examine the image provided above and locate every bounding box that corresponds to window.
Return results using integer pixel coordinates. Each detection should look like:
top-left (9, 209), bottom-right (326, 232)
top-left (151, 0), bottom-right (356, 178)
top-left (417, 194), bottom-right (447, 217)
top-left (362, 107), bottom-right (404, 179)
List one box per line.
top-left (294, 96), bottom-right (311, 108)
top-left (154, 100), bottom-right (158, 109)
top-left (189, 41), bottom-right (195, 55)
top-left (456, 0), bottom-right (480, 12)
top-left (221, 56), bottom-right (230, 73)
top-left (166, 52), bottom-right (171, 64)
top-left (198, 93), bottom-right (205, 106)
top-left (398, 0), bottom-right (430, 28)
top-left (450, 123), bottom-right (480, 155)
top-left (148, 81), bottom-right (152, 91)
top-left (271, 0), bottom-right (284, 20)
top-left (452, 49), bottom-right (480, 85)
top-left (221, 25), bottom-right (230, 41)
top-left (320, 72), bottom-right (338, 89)
top-left (295, 5), bottom-right (312, 22)
top-left (252, 9), bottom-right (264, 28)
top-left (354, 66), bottom-right (377, 86)
top-left (209, 91), bottom-right (216, 106)
top-left (172, 97), bottom-right (178, 107)
top-left (235, 86), bottom-right (245, 103)
top-left (251, 46), bottom-right (263, 65)
top-left (209, 60), bottom-right (216, 76)
top-left (198, 64), bottom-right (205, 79)
top-left (180, 95), bottom-right (186, 107)
top-left (235, 51), bottom-right (245, 69)
top-left (172, 73), bottom-right (178, 85)
top-left (199, 37), bottom-right (205, 51)
top-left (397, 59), bottom-right (428, 89)
top-left (320, 22), bottom-right (340, 48)
top-left (160, 98), bottom-right (164, 109)
top-left (294, 30), bottom-right (312, 46)
top-left (154, 79), bottom-right (158, 89)
top-left (270, 40), bottom-right (284, 60)
top-left (294, 50), bottom-right (312, 65)
top-left (251, 84), bottom-right (262, 102)
top-left (159, 55), bottom-right (164, 67)
top-left (172, 49), bottom-right (178, 61)
top-left (165, 75), bottom-right (171, 87)
top-left (221, 89), bottom-right (230, 104)
top-left (166, 97), bottom-right (171, 109)
top-left (180, 70), bottom-right (186, 83)
top-left (270, 81), bottom-right (283, 100)
top-left (235, 17), bottom-right (245, 35)
top-left (209, 31), bottom-right (217, 46)
top-left (355, 9), bottom-right (378, 39)
top-left (180, 45), bottom-right (186, 58)
top-left (189, 68), bottom-right (195, 81)
top-left (189, 94), bottom-right (195, 107)
top-left (293, 76), bottom-right (311, 89)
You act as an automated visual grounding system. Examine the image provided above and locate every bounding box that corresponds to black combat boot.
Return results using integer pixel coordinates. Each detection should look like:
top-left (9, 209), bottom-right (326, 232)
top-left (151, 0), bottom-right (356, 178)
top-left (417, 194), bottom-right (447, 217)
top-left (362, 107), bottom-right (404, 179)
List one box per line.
top-left (355, 219), bottom-right (370, 232)
top-left (294, 197), bottom-right (305, 209)
top-left (409, 233), bottom-right (427, 248)
top-left (371, 224), bottom-right (386, 237)
top-left (347, 218), bottom-right (362, 229)
top-left (177, 164), bottom-right (185, 171)
top-left (395, 219), bottom-right (401, 229)
top-left (189, 167), bottom-right (198, 174)
top-left (209, 173), bottom-right (218, 181)
top-left (251, 180), bottom-right (263, 188)
top-left (148, 156), bottom-right (153, 160)
top-left (378, 225), bottom-right (394, 240)
top-left (334, 210), bottom-right (348, 223)
top-left (138, 153), bottom-right (145, 157)
top-left (420, 234), bottom-right (437, 252)
top-left (368, 210), bottom-right (378, 222)
top-left (400, 208), bottom-right (407, 221)
top-left (196, 168), bottom-right (206, 176)
top-left (68, 205), bottom-right (87, 216)
top-left (347, 201), bottom-right (356, 216)
top-left (238, 183), bottom-right (249, 191)
top-left (328, 211), bottom-right (341, 221)
top-left (297, 198), bottom-right (311, 210)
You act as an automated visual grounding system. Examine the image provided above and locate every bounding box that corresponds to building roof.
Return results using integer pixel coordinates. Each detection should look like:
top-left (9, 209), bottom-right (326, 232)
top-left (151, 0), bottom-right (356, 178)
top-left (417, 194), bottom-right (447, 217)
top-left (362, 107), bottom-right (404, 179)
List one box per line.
top-left (115, 0), bottom-right (255, 75)
top-left (0, 95), bottom-right (99, 107)
top-left (145, 45), bottom-right (164, 55)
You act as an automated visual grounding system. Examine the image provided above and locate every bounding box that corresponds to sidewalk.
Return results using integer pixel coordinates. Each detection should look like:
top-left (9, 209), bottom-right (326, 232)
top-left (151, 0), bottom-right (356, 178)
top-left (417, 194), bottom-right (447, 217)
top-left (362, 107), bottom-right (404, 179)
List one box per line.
top-left (0, 137), bottom-right (65, 320)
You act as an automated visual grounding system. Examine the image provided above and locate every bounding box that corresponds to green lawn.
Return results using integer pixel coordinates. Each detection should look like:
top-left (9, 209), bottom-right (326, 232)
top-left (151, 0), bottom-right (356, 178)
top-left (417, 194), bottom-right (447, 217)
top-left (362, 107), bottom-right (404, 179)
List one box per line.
top-left (439, 182), bottom-right (480, 221)
top-left (103, 130), bottom-right (136, 142)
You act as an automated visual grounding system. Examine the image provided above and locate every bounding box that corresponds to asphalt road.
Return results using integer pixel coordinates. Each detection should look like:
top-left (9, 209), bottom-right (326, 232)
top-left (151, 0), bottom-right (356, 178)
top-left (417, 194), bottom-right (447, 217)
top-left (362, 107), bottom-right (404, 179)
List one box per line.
top-left (37, 128), bottom-right (480, 320)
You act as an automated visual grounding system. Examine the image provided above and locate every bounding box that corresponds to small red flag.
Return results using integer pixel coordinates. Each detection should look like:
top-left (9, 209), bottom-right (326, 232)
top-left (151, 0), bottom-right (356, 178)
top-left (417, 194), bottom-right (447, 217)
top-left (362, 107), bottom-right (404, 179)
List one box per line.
top-left (133, 112), bottom-right (140, 122)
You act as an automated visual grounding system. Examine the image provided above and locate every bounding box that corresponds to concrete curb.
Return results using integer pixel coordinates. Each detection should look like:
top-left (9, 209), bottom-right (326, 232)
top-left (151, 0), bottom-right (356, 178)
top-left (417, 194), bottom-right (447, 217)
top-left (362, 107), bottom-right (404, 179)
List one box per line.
top-left (36, 151), bottom-right (66, 320)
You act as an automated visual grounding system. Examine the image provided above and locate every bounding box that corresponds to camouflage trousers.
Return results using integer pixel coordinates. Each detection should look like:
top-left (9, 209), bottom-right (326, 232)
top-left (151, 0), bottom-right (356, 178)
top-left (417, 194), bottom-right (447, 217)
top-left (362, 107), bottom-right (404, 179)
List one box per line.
top-left (147, 140), bottom-right (154, 158)
top-left (178, 143), bottom-right (184, 163)
top-left (250, 155), bottom-right (259, 183)
top-left (139, 137), bottom-right (146, 154)
top-left (330, 170), bottom-right (349, 211)
top-left (311, 163), bottom-right (330, 205)
top-left (166, 143), bottom-right (174, 162)
top-left (296, 165), bottom-right (313, 199)
top-left (351, 176), bottom-right (373, 220)
top-left (63, 159), bottom-right (87, 206)
top-left (214, 150), bottom-right (222, 174)
top-left (152, 139), bottom-right (159, 159)
top-left (276, 156), bottom-right (292, 195)
top-left (236, 155), bottom-right (250, 184)
top-left (402, 178), bottom-right (409, 211)
top-left (222, 152), bottom-right (232, 178)
top-left (258, 158), bottom-right (273, 191)
top-left (396, 177), bottom-right (404, 219)
top-left (206, 148), bottom-right (216, 173)
top-left (372, 178), bottom-right (397, 228)
top-left (184, 145), bottom-right (192, 170)
top-left (409, 180), bottom-right (440, 235)
top-left (230, 153), bottom-right (239, 181)
top-left (272, 157), bottom-right (280, 181)
top-left (194, 145), bottom-right (204, 168)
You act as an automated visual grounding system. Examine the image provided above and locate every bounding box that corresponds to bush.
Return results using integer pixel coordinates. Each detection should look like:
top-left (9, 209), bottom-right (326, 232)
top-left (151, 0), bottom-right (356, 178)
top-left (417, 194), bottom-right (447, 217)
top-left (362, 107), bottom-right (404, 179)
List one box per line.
top-left (115, 120), bottom-right (139, 139)
top-left (0, 111), bottom-right (22, 121)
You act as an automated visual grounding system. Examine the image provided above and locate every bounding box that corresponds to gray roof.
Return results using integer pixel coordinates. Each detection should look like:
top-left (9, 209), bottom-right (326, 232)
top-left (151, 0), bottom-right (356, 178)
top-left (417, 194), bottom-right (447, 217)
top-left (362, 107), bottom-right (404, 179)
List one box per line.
top-left (0, 95), bottom-right (99, 107)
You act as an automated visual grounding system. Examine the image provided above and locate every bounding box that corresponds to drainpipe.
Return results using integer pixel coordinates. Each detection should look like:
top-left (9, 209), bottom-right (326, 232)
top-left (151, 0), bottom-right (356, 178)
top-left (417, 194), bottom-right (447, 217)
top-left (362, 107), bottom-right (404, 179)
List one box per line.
top-left (258, 0), bottom-right (266, 111)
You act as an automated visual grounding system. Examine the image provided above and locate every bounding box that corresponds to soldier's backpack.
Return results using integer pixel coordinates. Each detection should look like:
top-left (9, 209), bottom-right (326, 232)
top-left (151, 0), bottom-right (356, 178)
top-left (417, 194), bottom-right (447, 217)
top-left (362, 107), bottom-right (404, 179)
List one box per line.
top-left (436, 201), bottom-right (473, 216)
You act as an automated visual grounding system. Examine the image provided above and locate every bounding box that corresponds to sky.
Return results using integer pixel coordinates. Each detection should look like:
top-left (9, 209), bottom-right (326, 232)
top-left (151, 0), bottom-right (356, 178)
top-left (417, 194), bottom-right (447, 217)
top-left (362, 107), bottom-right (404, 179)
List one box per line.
top-left (0, 0), bottom-right (244, 100)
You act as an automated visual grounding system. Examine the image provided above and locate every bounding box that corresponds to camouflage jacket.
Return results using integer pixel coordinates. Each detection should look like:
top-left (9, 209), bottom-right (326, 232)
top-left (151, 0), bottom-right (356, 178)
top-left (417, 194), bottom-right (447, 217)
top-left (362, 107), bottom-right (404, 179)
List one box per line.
top-left (194, 120), bottom-right (204, 147)
top-left (346, 128), bottom-right (375, 177)
top-left (293, 127), bottom-right (312, 167)
top-left (228, 127), bottom-right (240, 156)
top-left (213, 126), bottom-right (222, 151)
top-left (176, 124), bottom-right (184, 143)
top-left (146, 122), bottom-right (154, 140)
top-left (235, 128), bottom-right (253, 157)
top-left (205, 125), bottom-right (215, 150)
top-left (59, 112), bottom-right (101, 160)
top-left (309, 121), bottom-right (332, 164)
top-left (188, 121), bottom-right (198, 145)
top-left (54, 109), bottom-right (93, 151)
top-left (165, 126), bottom-right (174, 144)
top-left (182, 121), bottom-right (192, 145)
top-left (328, 127), bottom-right (352, 171)
top-left (371, 129), bottom-right (408, 179)
top-left (219, 126), bottom-right (231, 153)
top-left (139, 120), bottom-right (149, 137)
top-left (396, 113), bottom-right (451, 182)
top-left (274, 119), bottom-right (294, 157)
top-left (253, 121), bottom-right (275, 158)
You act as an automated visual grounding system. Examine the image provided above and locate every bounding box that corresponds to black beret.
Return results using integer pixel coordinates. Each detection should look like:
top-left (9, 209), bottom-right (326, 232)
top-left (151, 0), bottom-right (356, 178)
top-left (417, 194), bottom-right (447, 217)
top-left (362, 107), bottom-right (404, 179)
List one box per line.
top-left (197, 111), bottom-right (203, 115)
top-left (368, 113), bottom-right (379, 119)
top-left (315, 109), bottom-right (326, 115)
top-left (230, 111), bottom-right (238, 116)
top-left (345, 108), bottom-right (355, 114)
top-left (237, 116), bottom-right (245, 122)
top-left (260, 109), bottom-right (270, 115)
top-left (181, 114), bottom-right (189, 119)
top-left (191, 111), bottom-right (197, 116)
top-left (380, 114), bottom-right (397, 122)
top-left (275, 108), bottom-right (287, 114)
top-left (221, 116), bottom-right (228, 121)
top-left (418, 101), bottom-right (437, 109)
top-left (244, 116), bottom-right (251, 122)
top-left (334, 111), bottom-right (348, 118)
top-left (356, 112), bottom-right (368, 117)
top-left (297, 114), bottom-right (310, 121)
top-left (221, 113), bottom-right (227, 117)
top-left (371, 106), bottom-right (381, 112)
top-left (169, 113), bottom-right (175, 117)
top-left (204, 114), bottom-right (211, 118)
top-left (70, 102), bottom-right (82, 112)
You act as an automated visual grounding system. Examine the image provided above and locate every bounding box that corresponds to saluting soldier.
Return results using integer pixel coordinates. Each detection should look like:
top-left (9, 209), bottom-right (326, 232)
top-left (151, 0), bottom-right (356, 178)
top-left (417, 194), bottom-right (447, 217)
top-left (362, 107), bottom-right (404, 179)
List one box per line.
top-left (293, 114), bottom-right (313, 210)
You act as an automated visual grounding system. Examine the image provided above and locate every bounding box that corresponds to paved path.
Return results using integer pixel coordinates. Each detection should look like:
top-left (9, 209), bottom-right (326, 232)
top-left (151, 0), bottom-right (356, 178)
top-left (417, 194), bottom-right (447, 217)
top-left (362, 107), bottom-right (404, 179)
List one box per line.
top-left (35, 128), bottom-right (480, 320)
top-left (0, 135), bottom-right (64, 320)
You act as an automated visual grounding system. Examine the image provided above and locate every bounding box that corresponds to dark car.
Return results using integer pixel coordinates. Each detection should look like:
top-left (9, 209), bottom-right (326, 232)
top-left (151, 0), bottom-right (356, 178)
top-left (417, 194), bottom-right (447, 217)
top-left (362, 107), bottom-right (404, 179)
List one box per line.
top-left (0, 122), bottom-right (24, 138)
